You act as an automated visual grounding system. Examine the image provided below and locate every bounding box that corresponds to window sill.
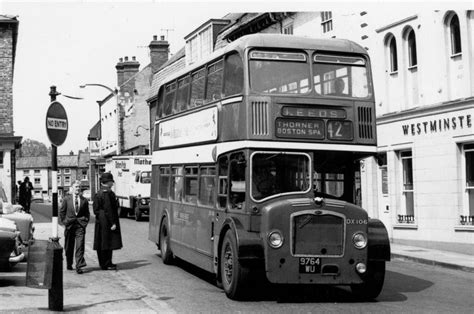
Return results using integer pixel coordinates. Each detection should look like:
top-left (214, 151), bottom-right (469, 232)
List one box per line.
top-left (408, 65), bottom-right (418, 71)
top-left (455, 225), bottom-right (474, 231)
top-left (389, 71), bottom-right (398, 76)
top-left (394, 224), bottom-right (418, 230)
top-left (450, 53), bottom-right (462, 59)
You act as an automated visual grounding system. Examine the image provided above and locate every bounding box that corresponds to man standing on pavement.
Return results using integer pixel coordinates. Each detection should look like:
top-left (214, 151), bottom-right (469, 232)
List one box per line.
top-left (19, 177), bottom-right (33, 213)
top-left (93, 172), bottom-right (122, 270)
top-left (59, 181), bottom-right (90, 274)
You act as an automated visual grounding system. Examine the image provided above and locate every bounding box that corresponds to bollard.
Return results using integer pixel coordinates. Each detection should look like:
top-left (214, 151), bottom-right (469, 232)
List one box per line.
top-left (47, 237), bottom-right (63, 311)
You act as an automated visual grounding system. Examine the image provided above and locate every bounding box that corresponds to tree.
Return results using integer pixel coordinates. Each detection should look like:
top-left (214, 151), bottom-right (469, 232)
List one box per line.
top-left (19, 139), bottom-right (50, 157)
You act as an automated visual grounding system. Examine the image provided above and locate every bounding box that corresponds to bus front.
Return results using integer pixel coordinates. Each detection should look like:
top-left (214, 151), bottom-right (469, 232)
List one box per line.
top-left (237, 40), bottom-right (390, 299)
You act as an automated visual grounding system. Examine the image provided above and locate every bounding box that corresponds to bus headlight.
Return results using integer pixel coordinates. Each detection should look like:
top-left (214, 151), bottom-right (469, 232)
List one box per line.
top-left (352, 232), bottom-right (367, 249)
top-left (268, 230), bottom-right (284, 249)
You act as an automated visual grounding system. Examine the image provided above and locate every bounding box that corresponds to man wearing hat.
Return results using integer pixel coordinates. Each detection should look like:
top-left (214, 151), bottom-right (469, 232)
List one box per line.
top-left (93, 172), bottom-right (123, 270)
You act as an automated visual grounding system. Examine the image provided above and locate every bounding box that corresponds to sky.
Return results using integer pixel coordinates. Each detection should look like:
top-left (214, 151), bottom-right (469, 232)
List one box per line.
top-left (0, 0), bottom-right (469, 155)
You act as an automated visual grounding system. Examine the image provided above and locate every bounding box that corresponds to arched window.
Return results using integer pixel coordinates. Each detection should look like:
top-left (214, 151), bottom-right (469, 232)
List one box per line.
top-left (449, 14), bottom-right (462, 54)
top-left (388, 36), bottom-right (398, 72)
top-left (407, 29), bottom-right (417, 67)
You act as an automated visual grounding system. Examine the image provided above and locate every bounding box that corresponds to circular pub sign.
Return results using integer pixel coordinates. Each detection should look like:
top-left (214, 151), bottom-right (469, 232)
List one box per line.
top-left (45, 101), bottom-right (68, 146)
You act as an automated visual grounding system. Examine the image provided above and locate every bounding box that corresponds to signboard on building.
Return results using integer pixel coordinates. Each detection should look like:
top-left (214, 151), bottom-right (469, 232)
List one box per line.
top-left (158, 107), bottom-right (218, 148)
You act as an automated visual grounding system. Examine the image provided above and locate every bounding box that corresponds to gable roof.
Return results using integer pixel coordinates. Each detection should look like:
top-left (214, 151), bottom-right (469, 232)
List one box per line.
top-left (16, 156), bottom-right (50, 169)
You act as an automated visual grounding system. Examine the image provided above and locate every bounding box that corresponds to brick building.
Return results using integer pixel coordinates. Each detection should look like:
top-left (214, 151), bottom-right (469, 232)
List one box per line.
top-left (0, 15), bottom-right (21, 203)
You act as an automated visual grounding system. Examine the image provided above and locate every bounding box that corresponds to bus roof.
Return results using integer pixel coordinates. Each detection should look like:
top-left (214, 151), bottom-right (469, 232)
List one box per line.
top-left (151, 34), bottom-right (368, 97)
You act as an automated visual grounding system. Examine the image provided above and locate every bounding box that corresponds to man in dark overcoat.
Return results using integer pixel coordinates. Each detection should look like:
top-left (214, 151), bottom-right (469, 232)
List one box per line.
top-left (59, 181), bottom-right (90, 274)
top-left (93, 172), bottom-right (122, 270)
top-left (19, 177), bottom-right (33, 213)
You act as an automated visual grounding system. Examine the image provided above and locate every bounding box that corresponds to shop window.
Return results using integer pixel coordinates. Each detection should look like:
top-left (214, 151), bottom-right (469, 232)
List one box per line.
top-left (170, 166), bottom-right (183, 202)
top-left (184, 166), bottom-right (198, 204)
top-left (448, 14), bottom-right (462, 55)
top-left (406, 29), bottom-right (417, 67)
top-left (378, 153), bottom-right (388, 195)
top-left (399, 150), bottom-right (415, 223)
top-left (223, 53), bottom-right (243, 97)
top-left (159, 167), bottom-right (170, 199)
top-left (199, 166), bottom-right (216, 207)
top-left (461, 144), bottom-right (474, 225)
top-left (321, 11), bottom-right (333, 33)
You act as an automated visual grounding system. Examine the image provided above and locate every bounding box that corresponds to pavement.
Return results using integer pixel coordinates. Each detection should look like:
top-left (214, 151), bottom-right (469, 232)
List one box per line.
top-left (0, 222), bottom-right (175, 313)
top-left (1, 222), bottom-right (473, 313)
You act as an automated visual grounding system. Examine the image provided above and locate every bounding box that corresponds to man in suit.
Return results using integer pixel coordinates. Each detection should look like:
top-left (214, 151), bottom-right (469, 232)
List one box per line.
top-left (59, 181), bottom-right (90, 274)
top-left (19, 177), bottom-right (33, 213)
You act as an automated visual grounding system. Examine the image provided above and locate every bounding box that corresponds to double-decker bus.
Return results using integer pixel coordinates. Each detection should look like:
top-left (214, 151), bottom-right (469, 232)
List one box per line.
top-left (148, 34), bottom-right (390, 300)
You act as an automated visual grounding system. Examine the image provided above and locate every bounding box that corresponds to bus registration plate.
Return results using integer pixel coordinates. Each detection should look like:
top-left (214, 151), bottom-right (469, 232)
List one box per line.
top-left (299, 257), bottom-right (321, 273)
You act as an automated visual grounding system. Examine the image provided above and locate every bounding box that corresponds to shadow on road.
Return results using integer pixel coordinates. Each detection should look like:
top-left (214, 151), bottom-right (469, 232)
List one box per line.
top-left (155, 253), bottom-right (435, 303)
top-left (116, 259), bottom-right (151, 270)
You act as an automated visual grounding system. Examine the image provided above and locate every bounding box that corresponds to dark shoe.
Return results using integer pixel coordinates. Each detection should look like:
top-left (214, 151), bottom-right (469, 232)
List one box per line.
top-left (102, 265), bottom-right (117, 271)
top-left (67, 265), bottom-right (73, 271)
top-left (76, 268), bottom-right (84, 274)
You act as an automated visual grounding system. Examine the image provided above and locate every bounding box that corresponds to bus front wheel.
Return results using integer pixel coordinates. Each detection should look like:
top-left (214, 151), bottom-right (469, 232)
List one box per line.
top-left (159, 218), bottom-right (174, 265)
top-left (350, 261), bottom-right (386, 300)
top-left (220, 230), bottom-right (250, 300)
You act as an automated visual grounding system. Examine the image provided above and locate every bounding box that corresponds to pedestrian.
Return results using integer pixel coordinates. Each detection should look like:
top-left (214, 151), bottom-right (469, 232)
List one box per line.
top-left (59, 181), bottom-right (90, 274)
top-left (93, 172), bottom-right (122, 270)
top-left (19, 177), bottom-right (33, 213)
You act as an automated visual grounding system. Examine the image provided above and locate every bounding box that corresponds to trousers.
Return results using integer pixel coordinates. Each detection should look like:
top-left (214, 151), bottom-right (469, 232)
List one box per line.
top-left (97, 249), bottom-right (113, 268)
top-left (64, 224), bottom-right (86, 268)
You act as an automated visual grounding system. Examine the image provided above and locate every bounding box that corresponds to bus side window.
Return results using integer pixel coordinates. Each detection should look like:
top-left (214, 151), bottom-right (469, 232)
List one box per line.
top-left (229, 152), bottom-right (246, 210)
top-left (223, 52), bottom-right (243, 97)
top-left (218, 156), bottom-right (228, 209)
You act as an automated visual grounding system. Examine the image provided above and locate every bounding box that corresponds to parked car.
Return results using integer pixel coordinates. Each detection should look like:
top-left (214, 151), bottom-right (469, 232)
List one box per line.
top-left (0, 184), bottom-right (34, 270)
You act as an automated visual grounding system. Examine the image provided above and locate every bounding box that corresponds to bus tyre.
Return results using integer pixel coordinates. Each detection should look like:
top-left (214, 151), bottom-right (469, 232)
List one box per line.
top-left (351, 261), bottom-right (386, 300)
top-left (134, 203), bottom-right (142, 221)
top-left (220, 230), bottom-right (250, 300)
top-left (160, 218), bottom-right (174, 265)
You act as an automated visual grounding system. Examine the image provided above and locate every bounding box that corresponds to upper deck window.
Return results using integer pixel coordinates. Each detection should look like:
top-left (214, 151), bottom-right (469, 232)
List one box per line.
top-left (249, 50), bottom-right (310, 95)
top-left (313, 54), bottom-right (371, 99)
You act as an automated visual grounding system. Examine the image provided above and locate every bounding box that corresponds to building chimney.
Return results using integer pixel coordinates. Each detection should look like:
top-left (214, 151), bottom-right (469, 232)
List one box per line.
top-left (120, 56), bottom-right (140, 93)
top-left (115, 58), bottom-right (125, 87)
top-left (149, 34), bottom-right (169, 74)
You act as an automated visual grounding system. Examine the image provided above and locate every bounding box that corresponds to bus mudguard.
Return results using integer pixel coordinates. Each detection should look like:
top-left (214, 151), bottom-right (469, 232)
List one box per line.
top-left (367, 218), bottom-right (391, 261)
top-left (218, 217), bottom-right (264, 267)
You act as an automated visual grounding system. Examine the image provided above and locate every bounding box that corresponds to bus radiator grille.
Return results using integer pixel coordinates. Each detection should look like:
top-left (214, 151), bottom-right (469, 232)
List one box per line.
top-left (293, 214), bottom-right (344, 256)
top-left (252, 101), bottom-right (269, 136)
